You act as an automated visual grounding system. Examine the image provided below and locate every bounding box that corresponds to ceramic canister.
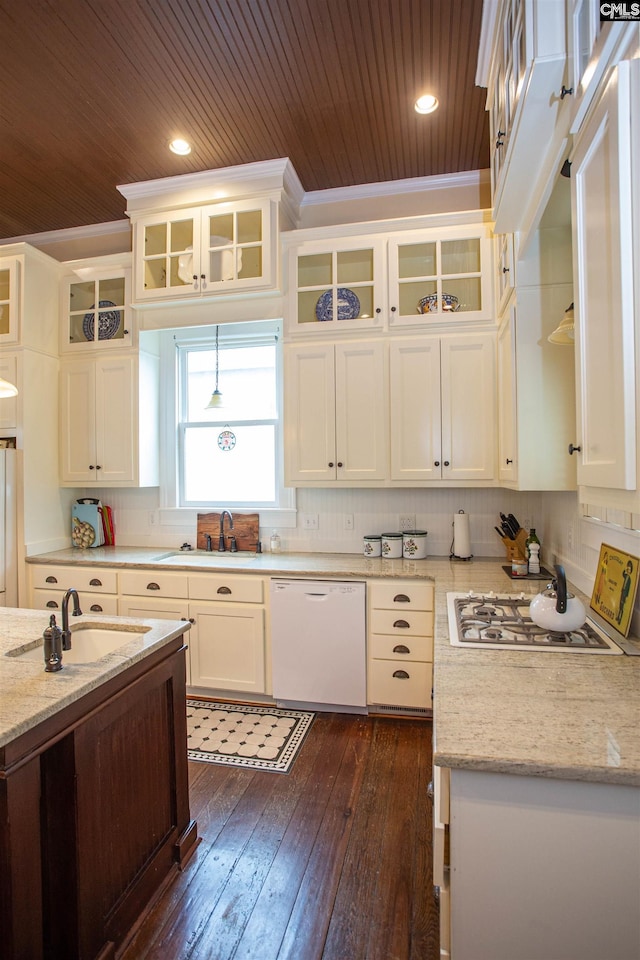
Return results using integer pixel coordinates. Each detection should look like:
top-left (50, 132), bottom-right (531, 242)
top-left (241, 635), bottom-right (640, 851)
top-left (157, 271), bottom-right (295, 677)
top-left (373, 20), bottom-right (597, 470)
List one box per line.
top-left (381, 532), bottom-right (403, 558)
top-left (363, 536), bottom-right (382, 557)
top-left (402, 530), bottom-right (428, 559)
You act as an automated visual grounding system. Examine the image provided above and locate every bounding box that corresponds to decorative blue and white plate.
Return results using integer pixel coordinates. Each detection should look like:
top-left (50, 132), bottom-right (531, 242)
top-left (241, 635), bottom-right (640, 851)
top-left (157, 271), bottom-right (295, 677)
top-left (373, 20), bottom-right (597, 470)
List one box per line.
top-left (82, 301), bottom-right (122, 341)
top-left (315, 288), bottom-right (361, 322)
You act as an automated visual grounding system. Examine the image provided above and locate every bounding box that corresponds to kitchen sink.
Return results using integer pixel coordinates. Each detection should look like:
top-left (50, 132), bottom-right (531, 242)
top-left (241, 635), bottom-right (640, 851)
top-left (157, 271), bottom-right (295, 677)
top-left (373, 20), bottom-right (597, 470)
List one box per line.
top-left (152, 551), bottom-right (258, 565)
top-left (7, 625), bottom-right (149, 664)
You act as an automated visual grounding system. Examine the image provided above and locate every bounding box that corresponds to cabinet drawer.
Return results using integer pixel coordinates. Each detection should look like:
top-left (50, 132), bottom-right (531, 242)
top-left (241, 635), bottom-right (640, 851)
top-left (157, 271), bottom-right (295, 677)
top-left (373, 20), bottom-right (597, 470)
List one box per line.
top-left (32, 589), bottom-right (119, 616)
top-left (119, 569), bottom-right (189, 599)
top-left (369, 633), bottom-right (433, 662)
top-left (188, 574), bottom-right (264, 604)
top-left (368, 580), bottom-right (433, 611)
top-left (369, 608), bottom-right (433, 637)
top-left (30, 565), bottom-right (118, 594)
top-left (368, 659), bottom-right (432, 709)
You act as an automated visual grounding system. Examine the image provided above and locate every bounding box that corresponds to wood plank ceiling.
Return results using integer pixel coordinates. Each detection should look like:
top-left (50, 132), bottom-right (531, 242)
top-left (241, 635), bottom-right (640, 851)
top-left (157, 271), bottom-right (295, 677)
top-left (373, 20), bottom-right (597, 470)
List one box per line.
top-left (0, 0), bottom-right (489, 239)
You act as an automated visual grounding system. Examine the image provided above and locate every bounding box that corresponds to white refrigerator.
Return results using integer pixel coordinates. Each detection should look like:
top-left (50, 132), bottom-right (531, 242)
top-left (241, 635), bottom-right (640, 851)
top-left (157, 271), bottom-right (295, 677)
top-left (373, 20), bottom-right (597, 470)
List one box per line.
top-left (0, 448), bottom-right (18, 607)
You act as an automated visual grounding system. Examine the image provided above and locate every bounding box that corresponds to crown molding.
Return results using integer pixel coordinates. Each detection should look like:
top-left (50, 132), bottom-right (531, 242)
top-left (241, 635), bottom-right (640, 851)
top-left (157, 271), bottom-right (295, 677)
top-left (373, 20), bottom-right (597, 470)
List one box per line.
top-left (301, 169), bottom-right (489, 208)
top-left (0, 218), bottom-right (130, 248)
top-left (475, 0), bottom-right (500, 89)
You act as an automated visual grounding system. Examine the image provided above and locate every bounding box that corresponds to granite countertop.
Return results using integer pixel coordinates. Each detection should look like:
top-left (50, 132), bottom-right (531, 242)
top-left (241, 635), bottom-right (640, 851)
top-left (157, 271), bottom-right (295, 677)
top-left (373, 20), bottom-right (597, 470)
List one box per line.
top-left (26, 546), bottom-right (438, 579)
top-left (0, 608), bottom-right (189, 749)
top-left (25, 549), bottom-right (640, 786)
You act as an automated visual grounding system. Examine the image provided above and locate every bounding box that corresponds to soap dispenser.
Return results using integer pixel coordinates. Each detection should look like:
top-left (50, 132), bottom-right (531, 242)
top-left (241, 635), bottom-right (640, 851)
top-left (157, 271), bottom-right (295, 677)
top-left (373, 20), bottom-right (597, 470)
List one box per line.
top-left (270, 531), bottom-right (281, 553)
top-left (43, 614), bottom-right (63, 672)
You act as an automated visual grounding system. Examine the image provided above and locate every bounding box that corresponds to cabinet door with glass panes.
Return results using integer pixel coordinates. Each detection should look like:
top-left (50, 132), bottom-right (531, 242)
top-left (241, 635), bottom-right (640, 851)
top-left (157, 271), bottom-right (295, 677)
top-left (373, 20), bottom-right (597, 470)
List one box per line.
top-left (133, 198), bottom-right (275, 302)
top-left (0, 257), bottom-right (20, 345)
top-left (289, 237), bottom-right (385, 334)
top-left (62, 270), bottom-right (131, 352)
top-left (388, 226), bottom-right (494, 327)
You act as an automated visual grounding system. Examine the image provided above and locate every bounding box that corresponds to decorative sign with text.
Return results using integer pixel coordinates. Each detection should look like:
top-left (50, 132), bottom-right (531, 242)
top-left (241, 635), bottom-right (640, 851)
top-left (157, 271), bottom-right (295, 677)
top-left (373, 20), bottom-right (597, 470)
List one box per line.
top-left (590, 543), bottom-right (639, 637)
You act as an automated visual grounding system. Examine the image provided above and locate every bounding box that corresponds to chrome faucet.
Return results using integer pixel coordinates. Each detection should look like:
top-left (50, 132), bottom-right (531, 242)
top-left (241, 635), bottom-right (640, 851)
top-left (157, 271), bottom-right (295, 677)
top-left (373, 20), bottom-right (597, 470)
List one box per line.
top-left (218, 510), bottom-right (234, 551)
top-left (61, 588), bottom-right (82, 650)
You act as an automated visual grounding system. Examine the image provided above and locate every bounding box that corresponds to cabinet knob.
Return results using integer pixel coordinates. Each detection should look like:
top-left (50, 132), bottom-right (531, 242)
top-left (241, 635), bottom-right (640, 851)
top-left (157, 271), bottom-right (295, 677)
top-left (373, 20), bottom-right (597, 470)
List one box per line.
top-left (390, 306), bottom-right (396, 313)
top-left (337, 461), bottom-right (343, 468)
top-left (560, 85), bottom-right (573, 99)
top-left (506, 458), bottom-right (513, 464)
top-left (568, 443), bottom-right (582, 455)
top-left (375, 307), bottom-right (382, 314)
top-left (393, 670), bottom-right (410, 679)
top-left (502, 266), bottom-right (510, 274)
top-left (96, 465), bottom-right (102, 470)
top-left (434, 460), bottom-right (440, 467)
top-left (443, 460), bottom-right (450, 467)
top-left (328, 461), bottom-right (334, 468)
top-left (192, 274), bottom-right (198, 281)
top-left (89, 465), bottom-right (95, 470)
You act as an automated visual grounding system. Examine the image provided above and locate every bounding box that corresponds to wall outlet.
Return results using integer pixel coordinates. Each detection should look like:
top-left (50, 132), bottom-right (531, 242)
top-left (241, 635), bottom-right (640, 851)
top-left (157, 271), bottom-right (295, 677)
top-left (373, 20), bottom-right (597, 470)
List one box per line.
top-left (302, 513), bottom-right (319, 530)
top-left (344, 513), bottom-right (354, 531)
top-left (399, 514), bottom-right (416, 531)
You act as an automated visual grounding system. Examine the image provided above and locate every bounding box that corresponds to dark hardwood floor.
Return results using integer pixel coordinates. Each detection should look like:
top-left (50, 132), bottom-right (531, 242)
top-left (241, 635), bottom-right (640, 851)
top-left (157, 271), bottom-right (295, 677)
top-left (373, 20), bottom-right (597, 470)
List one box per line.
top-left (121, 712), bottom-right (439, 960)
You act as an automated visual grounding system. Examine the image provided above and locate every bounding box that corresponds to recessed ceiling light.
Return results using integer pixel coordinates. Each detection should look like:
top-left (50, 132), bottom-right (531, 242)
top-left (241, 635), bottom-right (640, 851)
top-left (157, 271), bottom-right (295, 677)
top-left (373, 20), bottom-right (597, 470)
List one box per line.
top-left (414, 94), bottom-right (439, 115)
top-left (169, 138), bottom-right (192, 156)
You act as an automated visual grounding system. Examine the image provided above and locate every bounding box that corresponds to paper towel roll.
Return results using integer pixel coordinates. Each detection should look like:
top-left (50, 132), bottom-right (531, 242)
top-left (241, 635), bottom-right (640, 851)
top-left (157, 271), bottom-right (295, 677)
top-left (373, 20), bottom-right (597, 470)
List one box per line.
top-left (453, 510), bottom-right (472, 558)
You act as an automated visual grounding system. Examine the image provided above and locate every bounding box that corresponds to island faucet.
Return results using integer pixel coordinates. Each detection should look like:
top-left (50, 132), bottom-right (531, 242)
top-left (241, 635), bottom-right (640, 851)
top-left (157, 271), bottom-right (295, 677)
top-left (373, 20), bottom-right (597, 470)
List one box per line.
top-left (61, 588), bottom-right (82, 650)
top-left (218, 510), bottom-right (234, 551)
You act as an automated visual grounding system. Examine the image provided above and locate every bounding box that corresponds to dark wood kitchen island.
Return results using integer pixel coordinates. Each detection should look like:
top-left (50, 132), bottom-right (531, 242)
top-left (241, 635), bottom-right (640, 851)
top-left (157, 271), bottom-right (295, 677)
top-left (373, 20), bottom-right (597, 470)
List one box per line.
top-left (0, 608), bottom-right (197, 960)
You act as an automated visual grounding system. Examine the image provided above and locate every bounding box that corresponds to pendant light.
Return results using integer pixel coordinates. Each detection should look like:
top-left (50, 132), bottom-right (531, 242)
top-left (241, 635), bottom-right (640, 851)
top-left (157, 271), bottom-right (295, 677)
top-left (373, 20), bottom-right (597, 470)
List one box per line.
top-left (0, 378), bottom-right (18, 398)
top-left (548, 303), bottom-right (575, 345)
top-left (205, 325), bottom-right (223, 408)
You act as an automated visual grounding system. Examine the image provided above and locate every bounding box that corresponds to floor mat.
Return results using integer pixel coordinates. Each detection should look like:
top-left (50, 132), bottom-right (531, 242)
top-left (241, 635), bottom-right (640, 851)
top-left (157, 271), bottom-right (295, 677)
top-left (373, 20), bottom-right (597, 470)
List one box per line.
top-left (186, 699), bottom-right (315, 773)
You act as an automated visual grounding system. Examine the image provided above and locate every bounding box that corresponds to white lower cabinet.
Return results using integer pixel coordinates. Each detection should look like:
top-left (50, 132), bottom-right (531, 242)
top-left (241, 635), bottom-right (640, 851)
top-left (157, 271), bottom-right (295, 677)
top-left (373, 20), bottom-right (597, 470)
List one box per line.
top-left (29, 564), bottom-right (119, 616)
top-left (390, 334), bottom-right (497, 483)
top-left (284, 340), bottom-right (388, 483)
top-left (367, 579), bottom-right (434, 710)
top-left (118, 569), bottom-right (267, 696)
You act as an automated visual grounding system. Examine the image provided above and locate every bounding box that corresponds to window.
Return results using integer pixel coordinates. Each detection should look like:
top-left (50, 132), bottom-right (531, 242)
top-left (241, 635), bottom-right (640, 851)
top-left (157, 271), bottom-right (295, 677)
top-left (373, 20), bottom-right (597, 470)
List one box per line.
top-left (158, 320), bottom-right (292, 514)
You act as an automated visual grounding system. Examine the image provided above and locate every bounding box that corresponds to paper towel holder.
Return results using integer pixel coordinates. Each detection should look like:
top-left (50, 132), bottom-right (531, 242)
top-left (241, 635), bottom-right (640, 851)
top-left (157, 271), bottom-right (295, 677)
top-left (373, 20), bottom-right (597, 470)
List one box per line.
top-left (450, 508), bottom-right (473, 561)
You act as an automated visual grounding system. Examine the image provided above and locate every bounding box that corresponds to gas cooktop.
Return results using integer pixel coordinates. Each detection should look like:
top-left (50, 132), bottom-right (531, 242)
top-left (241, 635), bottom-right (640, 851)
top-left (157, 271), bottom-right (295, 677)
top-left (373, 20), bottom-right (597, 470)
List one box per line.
top-left (447, 592), bottom-right (623, 654)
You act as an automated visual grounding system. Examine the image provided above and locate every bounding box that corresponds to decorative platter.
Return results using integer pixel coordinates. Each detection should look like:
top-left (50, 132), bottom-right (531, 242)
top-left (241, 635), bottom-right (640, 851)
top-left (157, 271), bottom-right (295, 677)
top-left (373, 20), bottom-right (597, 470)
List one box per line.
top-left (315, 287), bottom-right (360, 322)
top-left (82, 301), bottom-right (122, 341)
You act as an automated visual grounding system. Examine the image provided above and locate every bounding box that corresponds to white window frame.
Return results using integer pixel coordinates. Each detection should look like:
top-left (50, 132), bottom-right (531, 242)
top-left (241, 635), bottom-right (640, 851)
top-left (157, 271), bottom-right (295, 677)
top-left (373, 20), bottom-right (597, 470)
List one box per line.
top-left (156, 321), bottom-right (296, 527)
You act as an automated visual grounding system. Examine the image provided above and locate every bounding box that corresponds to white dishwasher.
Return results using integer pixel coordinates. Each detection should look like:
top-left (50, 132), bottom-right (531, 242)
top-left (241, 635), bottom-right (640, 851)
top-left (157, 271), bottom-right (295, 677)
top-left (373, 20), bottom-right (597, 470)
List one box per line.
top-left (270, 579), bottom-right (366, 712)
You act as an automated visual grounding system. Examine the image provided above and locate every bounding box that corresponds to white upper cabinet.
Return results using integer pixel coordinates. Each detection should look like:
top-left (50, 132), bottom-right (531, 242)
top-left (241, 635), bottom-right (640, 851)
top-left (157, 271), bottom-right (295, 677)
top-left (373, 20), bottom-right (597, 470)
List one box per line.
top-left (60, 256), bottom-right (132, 353)
top-left (284, 340), bottom-right (388, 484)
top-left (478, 0), bottom-right (570, 237)
top-left (287, 219), bottom-right (494, 336)
top-left (132, 197), bottom-right (276, 302)
top-left (571, 58), bottom-right (636, 491)
top-left (0, 257), bottom-right (20, 345)
top-left (389, 334), bottom-right (497, 484)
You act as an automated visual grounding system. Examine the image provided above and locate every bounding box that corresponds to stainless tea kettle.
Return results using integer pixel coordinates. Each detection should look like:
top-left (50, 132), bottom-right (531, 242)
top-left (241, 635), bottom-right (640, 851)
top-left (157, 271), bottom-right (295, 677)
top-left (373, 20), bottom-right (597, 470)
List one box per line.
top-left (529, 564), bottom-right (586, 632)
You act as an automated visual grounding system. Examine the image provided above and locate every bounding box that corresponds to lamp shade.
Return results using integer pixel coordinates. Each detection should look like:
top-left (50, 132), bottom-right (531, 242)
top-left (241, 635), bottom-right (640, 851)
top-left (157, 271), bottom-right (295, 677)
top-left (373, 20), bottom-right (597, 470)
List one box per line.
top-left (548, 303), bottom-right (575, 345)
top-left (0, 377), bottom-right (18, 398)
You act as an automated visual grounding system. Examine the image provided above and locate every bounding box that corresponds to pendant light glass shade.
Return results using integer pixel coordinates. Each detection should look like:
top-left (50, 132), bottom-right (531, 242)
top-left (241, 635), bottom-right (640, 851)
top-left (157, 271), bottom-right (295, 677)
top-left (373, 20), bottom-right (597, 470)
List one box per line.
top-left (548, 303), bottom-right (575, 345)
top-left (0, 377), bottom-right (18, 398)
top-left (205, 325), bottom-right (224, 408)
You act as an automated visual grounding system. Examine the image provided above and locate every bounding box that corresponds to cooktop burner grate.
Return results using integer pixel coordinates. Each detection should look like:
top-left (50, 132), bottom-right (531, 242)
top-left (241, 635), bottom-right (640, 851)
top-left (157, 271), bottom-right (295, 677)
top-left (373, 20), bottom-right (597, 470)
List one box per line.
top-left (450, 594), bottom-right (619, 651)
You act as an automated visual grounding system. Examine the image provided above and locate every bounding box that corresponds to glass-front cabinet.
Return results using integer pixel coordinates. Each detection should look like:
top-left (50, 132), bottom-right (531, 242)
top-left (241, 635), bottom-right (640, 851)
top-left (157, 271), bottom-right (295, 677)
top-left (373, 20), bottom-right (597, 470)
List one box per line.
top-left (290, 237), bottom-right (385, 333)
top-left (0, 257), bottom-right (20, 345)
top-left (388, 226), bottom-right (493, 326)
top-left (133, 197), bottom-right (275, 302)
top-left (61, 259), bottom-right (132, 353)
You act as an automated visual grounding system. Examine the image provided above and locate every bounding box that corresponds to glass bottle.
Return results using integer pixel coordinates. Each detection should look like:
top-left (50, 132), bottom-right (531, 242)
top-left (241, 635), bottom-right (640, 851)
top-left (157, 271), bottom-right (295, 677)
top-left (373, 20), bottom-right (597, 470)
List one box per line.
top-left (525, 528), bottom-right (540, 560)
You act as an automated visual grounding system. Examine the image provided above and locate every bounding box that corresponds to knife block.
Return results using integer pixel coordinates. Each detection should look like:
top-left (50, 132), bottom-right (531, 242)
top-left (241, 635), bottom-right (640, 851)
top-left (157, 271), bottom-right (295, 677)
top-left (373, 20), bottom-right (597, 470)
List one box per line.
top-left (502, 529), bottom-right (529, 562)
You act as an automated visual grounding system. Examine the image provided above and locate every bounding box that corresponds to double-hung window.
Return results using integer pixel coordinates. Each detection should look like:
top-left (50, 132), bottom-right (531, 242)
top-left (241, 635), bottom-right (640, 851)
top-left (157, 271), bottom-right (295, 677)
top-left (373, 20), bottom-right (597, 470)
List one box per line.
top-left (160, 320), bottom-right (290, 511)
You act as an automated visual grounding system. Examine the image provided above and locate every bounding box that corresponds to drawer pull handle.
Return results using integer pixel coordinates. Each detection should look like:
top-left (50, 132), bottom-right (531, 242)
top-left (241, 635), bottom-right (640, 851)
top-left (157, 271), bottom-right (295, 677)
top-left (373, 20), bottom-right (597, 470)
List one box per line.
top-left (181, 617), bottom-right (196, 624)
top-left (89, 578), bottom-right (103, 587)
top-left (146, 582), bottom-right (161, 591)
top-left (46, 600), bottom-right (59, 608)
top-left (393, 644), bottom-right (410, 654)
top-left (393, 593), bottom-right (410, 603)
top-left (217, 586), bottom-right (232, 595)
top-left (90, 604), bottom-right (103, 613)
top-left (393, 669), bottom-right (410, 679)
top-left (426, 780), bottom-right (434, 799)
top-left (393, 619), bottom-right (410, 629)
top-left (45, 576), bottom-right (58, 584)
